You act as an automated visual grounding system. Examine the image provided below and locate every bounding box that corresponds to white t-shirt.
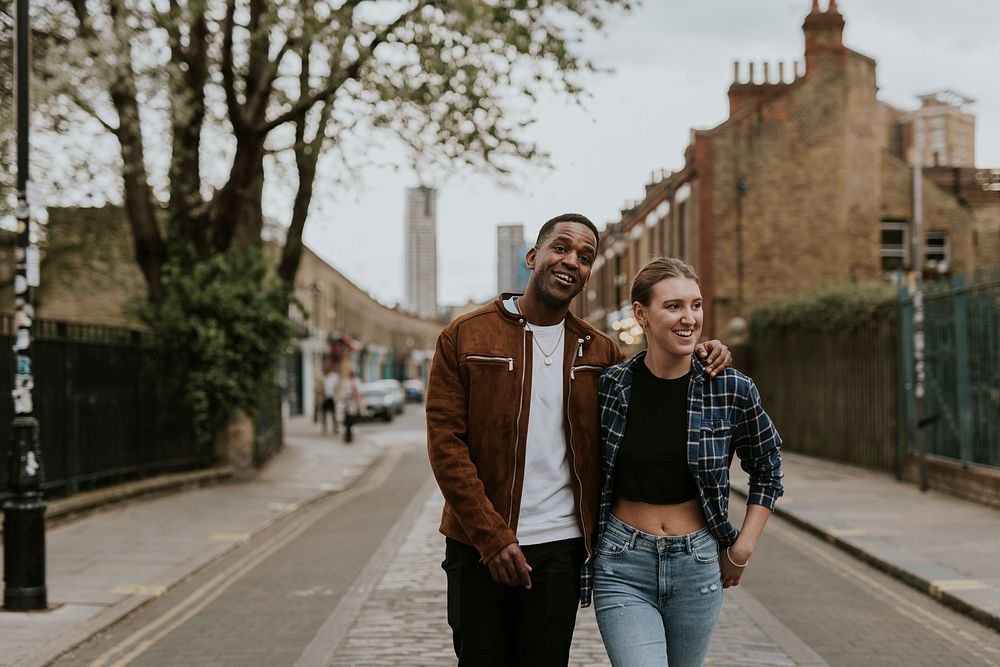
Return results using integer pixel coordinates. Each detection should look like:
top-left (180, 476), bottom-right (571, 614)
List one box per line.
top-left (503, 297), bottom-right (581, 545)
top-left (323, 372), bottom-right (339, 399)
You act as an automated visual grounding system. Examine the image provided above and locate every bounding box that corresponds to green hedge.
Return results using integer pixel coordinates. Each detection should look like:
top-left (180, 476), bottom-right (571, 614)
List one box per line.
top-left (749, 282), bottom-right (896, 338)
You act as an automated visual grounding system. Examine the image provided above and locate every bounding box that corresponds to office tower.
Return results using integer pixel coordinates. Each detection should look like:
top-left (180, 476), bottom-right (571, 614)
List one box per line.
top-left (497, 223), bottom-right (530, 294)
top-left (405, 186), bottom-right (438, 318)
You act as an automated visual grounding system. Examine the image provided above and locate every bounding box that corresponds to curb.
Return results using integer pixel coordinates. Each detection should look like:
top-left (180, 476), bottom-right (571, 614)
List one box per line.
top-left (731, 486), bottom-right (1000, 633)
top-left (0, 467), bottom-right (236, 539)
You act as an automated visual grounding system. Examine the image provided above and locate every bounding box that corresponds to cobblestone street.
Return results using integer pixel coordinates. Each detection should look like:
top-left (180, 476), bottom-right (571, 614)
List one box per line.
top-left (332, 488), bottom-right (821, 667)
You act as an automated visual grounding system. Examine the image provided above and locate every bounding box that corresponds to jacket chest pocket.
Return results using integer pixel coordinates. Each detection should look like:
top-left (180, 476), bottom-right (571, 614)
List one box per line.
top-left (463, 354), bottom-right (514, 371)
top-left (568, 364), bottom-right (602, 410)
top-left (698, 421), bottom-right (732, 471)
top-left (461, 354), bottom-right (519, 419)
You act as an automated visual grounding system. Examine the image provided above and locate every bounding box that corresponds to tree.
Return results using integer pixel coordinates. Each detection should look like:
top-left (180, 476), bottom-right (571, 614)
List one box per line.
top-left (16, 0), bottom-right (630, 442)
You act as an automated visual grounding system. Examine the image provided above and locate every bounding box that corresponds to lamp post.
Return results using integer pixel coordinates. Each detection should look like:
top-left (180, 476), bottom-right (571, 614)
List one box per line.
top-left (4, 0), bottom-right (47, 611)
top-left (612, 230), bottom-right (627, 311)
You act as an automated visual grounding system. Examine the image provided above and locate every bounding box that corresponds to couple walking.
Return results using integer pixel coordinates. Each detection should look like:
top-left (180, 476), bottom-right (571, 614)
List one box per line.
top-left (426, 213), bottom-right (784, 666)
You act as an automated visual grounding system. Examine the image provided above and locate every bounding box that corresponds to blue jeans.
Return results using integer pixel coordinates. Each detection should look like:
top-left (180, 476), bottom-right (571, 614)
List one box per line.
top-left (593, 515), bottom-right (723, 667)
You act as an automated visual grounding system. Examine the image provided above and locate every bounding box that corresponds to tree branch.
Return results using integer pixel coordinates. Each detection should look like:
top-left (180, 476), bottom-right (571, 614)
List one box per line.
top-left (245, 35), bottom-right (296, 123)
top-left (65, 88), bottom-right (119, 135)
top-left (221, 0), bottom-right (246, 132)
top-left (255, 1), bottom-right (428, 135)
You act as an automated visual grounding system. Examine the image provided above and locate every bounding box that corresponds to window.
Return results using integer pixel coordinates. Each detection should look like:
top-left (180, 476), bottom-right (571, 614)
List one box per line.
top-left (880, 220), bottom-right (909, 272)
top-left (925, 232), bottom-right (949, 270)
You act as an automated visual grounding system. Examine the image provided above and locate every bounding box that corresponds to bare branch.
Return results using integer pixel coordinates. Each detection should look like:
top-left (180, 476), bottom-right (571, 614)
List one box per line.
top-left (245, 35), bottom-right (296, 123)
top-left (221, 0), bottom-right (245, 132)
top-left (255, 1), bottom-right (429, 135)
top-left (66, 88), bottom-right (119, 135)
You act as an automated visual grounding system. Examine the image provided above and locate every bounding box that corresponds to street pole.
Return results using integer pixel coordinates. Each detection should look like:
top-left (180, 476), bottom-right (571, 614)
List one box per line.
top-left (910, 115), bottom-right (928, 493)
top-left (4, 0), bottom-right (47, 612)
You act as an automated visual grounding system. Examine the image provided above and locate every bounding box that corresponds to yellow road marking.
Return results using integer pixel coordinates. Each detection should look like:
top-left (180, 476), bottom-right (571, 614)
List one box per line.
top-left (87, 447), bottom-right (401, 667)
top-left (210, 532), bottom-right (251, 542)
top-left (770, 520), bottom-right (1000, 665)
top-left (111, 585), bottom-right (166, 596)
top-left (930, 579), bottom-right (989, 592)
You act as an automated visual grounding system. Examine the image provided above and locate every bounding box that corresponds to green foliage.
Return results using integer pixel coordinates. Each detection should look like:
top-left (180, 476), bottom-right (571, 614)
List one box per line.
top-left (749, 282), bottom-right (896, 338)
top-left (139, 245), bottom-right (296, 445)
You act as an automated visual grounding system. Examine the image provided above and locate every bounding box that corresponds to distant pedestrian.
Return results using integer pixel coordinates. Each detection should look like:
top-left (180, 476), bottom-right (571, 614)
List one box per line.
top-left (340, 368), bottom-right (363, 444)
top-left (426, 215), bottom-right (733, 666)
top-left (321, 366), bottom-right (340, 434)
top-left (588, 257), bottom-right (784, 667)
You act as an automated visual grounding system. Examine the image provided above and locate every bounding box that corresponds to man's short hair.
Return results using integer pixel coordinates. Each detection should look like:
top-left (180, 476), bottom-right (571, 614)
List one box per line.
top-left (534, 213), bottom-right (600, 249)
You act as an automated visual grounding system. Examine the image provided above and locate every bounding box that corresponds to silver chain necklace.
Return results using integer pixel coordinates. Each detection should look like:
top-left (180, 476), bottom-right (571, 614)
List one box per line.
top-left (514, 297), bottom-right (564, 366)
top-left (532, 327), bottom-right (564, 366)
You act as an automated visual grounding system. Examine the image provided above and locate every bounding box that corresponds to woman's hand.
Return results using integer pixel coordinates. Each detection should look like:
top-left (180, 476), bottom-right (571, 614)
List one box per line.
top-left (695, 340), bottom-right (732, 377)
top-left (720, 543), bottom-right (752, 588)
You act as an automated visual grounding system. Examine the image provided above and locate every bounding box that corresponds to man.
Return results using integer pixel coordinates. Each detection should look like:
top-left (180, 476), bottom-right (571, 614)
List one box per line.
top-left (426, 213), bottom-right (730, 665)
top-left (321, 366), bottom-right (339, 434)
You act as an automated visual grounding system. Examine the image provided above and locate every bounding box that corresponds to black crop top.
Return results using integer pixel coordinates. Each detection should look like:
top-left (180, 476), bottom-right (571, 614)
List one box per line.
top-left (613, 361), bottom-right (699, 505)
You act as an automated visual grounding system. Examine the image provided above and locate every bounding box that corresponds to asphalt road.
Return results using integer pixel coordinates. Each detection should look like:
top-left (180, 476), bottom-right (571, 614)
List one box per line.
top-left (52, 408), bottom-right (433, 667)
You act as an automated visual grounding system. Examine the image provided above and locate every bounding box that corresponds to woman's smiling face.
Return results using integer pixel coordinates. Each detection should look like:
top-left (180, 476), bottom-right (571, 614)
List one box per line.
top-left (634, 277), bottom-right (704, 359)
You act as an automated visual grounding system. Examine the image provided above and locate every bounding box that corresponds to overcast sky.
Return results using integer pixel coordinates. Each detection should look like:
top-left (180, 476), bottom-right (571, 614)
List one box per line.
top-left (301, 0), bottom-right (1000, 308)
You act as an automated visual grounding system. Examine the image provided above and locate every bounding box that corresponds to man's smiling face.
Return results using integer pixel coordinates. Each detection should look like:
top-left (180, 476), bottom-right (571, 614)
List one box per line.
top-left (525, 221), bottom-right (597, 308)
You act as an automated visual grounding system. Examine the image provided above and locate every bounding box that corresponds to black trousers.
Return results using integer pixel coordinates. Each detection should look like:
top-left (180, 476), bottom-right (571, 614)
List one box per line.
top-left (442, 537), bottom-right (585, 667)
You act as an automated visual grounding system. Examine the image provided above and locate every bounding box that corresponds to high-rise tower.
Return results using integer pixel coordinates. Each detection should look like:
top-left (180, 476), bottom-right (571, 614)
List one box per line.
top-left (497, 224), bottom-right (530, 294)
top-left (405, 186), bottom-right (438, 318)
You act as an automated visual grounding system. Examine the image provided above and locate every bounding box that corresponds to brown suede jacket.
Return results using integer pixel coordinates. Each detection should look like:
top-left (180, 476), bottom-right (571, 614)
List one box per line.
top-left (426, 295), bottom-right (625, 563)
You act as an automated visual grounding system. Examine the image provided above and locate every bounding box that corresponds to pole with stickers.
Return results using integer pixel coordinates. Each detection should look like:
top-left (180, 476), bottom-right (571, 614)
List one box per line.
top-left (3, 0), bottom-right (47, 612)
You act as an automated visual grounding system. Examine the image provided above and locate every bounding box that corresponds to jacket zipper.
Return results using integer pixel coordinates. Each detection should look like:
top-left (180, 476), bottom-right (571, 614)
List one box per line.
top-left (465, 355), bottom-right (514, 371)
top-left (567, 337), bottom-right (588, 558)
top-left (507, 327), bottom-right (527, 524)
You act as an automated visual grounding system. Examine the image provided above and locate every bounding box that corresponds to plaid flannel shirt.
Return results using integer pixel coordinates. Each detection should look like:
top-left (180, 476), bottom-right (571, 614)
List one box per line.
top-left (579, 351), bottom-right (784, 607)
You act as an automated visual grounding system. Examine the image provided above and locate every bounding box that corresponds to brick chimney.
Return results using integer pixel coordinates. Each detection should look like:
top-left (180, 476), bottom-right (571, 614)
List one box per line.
top-left (727, 60), bottom-right (798, 117)
top-left (802, 0), bottom-right (846, 74)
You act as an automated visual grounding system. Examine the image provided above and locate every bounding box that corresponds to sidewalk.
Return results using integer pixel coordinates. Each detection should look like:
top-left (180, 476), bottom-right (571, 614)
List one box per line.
top-left (731, 451), bottom-right (1000, 632)
top-left (0, 416), bottom-right (382, 667)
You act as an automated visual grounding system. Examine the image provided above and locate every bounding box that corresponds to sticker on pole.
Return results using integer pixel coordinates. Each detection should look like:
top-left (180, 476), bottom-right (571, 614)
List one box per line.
top-left (26, 246), bottom-right (40, 287)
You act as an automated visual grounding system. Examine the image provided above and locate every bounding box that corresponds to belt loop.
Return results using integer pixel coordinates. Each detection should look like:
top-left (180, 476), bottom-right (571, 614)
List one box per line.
top-left (628, 528), bottom-right (638, 550)
top-left (685, 533), bottom-right (693, 554)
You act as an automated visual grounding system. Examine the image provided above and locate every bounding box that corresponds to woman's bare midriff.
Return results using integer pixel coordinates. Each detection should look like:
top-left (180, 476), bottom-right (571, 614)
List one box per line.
top-left (612, 497), bottom-right (707, 536)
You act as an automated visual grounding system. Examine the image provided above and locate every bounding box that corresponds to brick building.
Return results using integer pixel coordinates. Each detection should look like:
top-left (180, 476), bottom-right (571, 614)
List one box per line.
top-left (574, 0), bottom-right (1000, 344)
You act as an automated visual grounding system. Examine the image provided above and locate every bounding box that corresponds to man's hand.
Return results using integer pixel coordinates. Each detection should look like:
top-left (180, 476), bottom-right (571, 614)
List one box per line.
top-left (695, 339), bottom-right (732, 377)
top-left (486, 543), bottom-right (532, 588)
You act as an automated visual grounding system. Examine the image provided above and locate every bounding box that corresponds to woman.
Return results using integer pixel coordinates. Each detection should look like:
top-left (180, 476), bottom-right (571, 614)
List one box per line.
top-left (339, 368), bottom-right (364, 443)
top-left (587, 257), bottom-right (783, 667)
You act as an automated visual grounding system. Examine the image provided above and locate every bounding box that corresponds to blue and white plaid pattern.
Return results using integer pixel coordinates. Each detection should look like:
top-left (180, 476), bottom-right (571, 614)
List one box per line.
top-left (579, 351), bottom-right (783, 607)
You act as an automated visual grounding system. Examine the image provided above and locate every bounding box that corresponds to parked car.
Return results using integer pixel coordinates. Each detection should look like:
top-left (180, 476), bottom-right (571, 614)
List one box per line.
top-left (359, 382), bottom-right (394, 422)
top-left (369, 379), bottom-right (405, 415)
top-left (403, 379), bottom-right (425, 402)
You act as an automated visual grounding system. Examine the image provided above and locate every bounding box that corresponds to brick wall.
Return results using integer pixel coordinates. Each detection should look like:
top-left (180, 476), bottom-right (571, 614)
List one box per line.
top-left (880, 154), bottom-right (977, 273)
top-left (699, 50), bottom-right (882, 337)
top-left (0, 207), bottom-right (146, 327)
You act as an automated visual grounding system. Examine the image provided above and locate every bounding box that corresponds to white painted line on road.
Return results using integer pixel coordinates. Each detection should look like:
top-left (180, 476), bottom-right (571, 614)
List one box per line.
top-left (294, 474), bottom-right (438, 667)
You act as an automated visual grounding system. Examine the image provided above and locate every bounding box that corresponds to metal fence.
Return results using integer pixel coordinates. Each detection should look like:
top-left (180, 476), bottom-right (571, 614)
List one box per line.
top-left (0, 317), bottom-right (210, 499)
top-left (1, 317), bottom-right (287, 500)
top-left (747, 312), bottom-right (899, 471)
top-left (900, 267), bottom-right (1000, 468)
